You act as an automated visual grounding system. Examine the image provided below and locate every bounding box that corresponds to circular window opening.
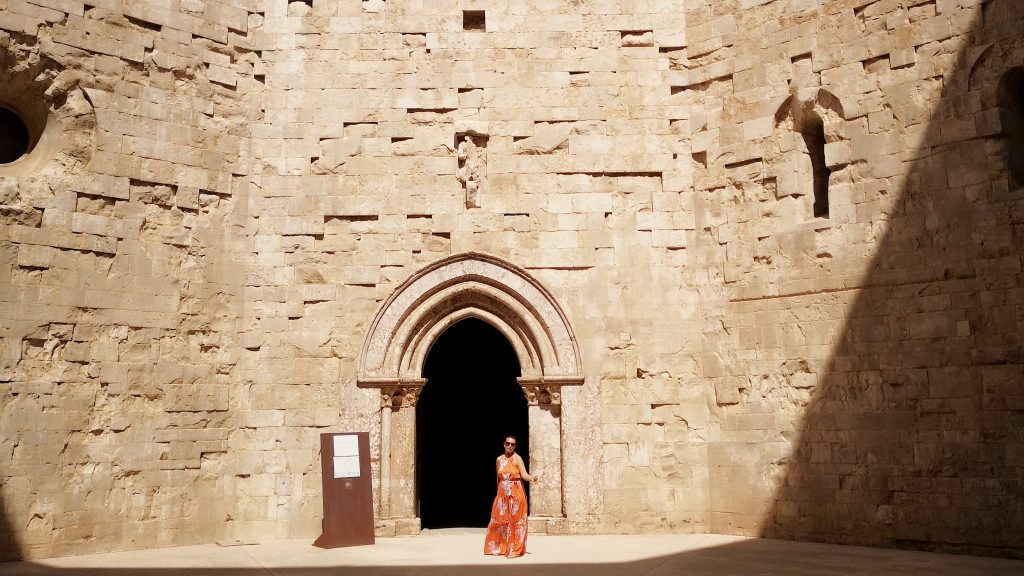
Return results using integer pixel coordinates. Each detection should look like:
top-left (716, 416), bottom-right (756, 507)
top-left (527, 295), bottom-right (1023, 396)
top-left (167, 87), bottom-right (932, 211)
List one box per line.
top-left (0, 106), bottom-right (31, 164)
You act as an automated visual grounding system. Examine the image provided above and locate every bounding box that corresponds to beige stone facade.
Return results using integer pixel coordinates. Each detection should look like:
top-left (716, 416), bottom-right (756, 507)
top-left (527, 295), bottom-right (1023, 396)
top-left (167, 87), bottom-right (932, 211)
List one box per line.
top-left (1, 0), bottom-right (1022, 561)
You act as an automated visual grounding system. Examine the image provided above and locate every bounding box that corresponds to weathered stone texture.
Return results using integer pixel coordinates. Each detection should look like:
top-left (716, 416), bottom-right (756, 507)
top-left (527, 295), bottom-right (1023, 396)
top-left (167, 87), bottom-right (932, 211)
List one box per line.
top-left (0, 0), bottom-right (253, 560)
top-left (1, 0), bottom-right (1022, 562)
top-left (693, 0), bottom-right (1024, 557)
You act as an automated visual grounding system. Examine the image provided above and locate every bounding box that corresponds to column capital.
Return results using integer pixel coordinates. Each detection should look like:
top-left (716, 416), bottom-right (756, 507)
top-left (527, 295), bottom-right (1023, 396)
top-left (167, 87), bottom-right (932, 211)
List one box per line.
top-left (521, 384), bottom-right (561, 406)
top-left (380, 385), bottom-right (423, 409)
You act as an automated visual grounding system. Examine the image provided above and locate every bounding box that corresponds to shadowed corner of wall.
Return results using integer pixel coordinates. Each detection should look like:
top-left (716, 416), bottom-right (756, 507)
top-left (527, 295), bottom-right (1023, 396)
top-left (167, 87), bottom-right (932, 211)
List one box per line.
top-left (759, 0), bottom-right (1024, 559)
top-left (0, 489), bottom-right (23, 562)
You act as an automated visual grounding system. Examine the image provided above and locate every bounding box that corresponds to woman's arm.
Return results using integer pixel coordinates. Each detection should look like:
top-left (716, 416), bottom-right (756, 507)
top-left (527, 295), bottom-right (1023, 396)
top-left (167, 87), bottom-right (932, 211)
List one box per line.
top-left (514, 454), bottom-right (541, 482)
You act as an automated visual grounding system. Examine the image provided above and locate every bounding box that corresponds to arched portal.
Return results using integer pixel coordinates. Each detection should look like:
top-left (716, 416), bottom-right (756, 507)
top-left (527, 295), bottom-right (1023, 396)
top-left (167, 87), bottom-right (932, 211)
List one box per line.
top-left (417, 318), bottom-right (527, 528)
top-left (357, 252), bottom-right (583, 535)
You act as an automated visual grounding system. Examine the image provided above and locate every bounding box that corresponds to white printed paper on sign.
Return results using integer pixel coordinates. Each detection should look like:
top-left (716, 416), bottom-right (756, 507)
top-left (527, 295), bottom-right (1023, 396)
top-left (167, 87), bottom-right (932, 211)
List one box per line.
top-left (332, 435), bottom-right (360, 478)
top-left (333, 455), bottom-right (360, 479)
top-left (333, 434), bottom-right (359, 457)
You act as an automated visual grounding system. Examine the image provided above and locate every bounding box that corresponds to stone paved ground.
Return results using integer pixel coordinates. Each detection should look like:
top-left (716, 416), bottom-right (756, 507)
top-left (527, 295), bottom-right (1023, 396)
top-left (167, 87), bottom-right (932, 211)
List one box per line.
top-left (1, 533), bottom-right (1022, 576)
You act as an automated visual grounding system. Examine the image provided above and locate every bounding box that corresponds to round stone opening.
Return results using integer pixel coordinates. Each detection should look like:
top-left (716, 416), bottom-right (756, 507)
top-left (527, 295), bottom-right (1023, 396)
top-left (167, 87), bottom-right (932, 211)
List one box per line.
top-left (0, 106), bottom-right (31, 164)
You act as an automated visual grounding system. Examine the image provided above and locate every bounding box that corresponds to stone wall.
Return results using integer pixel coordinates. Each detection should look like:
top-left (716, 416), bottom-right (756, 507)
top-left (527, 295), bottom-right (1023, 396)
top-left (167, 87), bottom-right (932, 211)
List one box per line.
top-left (247, 0), bottom-right (703, 540)
top-left (1, 0), bottom-right (1022, 562)
top-left (689, 0), bottom-right (1024, 556)
top-left (0, 0), bottom-right (254, 559)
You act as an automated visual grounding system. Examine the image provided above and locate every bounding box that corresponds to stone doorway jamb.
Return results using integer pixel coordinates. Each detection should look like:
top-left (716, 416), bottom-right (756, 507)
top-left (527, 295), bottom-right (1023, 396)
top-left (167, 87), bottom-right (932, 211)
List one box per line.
top-left (356, 252), bottom-right (584, 534)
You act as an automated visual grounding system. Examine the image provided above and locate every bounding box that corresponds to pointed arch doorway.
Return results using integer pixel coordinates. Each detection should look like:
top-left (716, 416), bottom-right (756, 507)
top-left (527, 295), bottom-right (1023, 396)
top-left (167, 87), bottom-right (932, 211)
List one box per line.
top-left (416, 318), bottom-right (528, 528)
top-left (357, 253), bottom-right (584, 535)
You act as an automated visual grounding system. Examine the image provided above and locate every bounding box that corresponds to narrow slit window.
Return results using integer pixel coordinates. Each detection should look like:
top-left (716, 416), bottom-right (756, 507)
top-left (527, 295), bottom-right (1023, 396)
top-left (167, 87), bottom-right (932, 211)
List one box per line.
top-left (803, 117), bottom-right (830, 218)
top-left (999, 67), bottom-right (1024, 190)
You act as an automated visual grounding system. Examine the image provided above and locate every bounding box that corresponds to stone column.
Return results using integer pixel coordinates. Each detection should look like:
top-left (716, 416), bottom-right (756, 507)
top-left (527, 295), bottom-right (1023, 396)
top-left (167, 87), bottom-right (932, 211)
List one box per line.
top-left (523, 384), bottom-right (563, 518)
top-left (379, 385), bottom-right (421, 533)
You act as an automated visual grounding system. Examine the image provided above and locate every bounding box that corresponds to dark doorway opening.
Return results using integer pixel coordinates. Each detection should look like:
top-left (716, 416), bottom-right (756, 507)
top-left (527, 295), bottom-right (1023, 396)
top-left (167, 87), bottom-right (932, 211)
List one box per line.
top-left (416, 317), bottom-right (528, 529)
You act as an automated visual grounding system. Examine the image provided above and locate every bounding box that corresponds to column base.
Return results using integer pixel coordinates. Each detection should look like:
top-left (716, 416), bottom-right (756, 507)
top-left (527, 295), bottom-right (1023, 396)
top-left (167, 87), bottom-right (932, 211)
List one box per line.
top-left (527, 515), bottom-right (567, 534)
top-left (375, 517), bottom-right (422, 537)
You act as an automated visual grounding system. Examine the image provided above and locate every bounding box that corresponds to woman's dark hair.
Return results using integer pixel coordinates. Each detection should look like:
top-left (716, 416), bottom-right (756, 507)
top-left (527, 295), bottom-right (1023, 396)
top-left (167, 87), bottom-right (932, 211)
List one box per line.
top-left (504, 434), bottom-right (517, 444)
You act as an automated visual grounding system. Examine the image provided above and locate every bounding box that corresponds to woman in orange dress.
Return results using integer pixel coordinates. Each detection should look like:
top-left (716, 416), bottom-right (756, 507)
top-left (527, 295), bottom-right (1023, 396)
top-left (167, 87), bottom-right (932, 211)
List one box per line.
top-left (484, 435), bottom-right (541, 558)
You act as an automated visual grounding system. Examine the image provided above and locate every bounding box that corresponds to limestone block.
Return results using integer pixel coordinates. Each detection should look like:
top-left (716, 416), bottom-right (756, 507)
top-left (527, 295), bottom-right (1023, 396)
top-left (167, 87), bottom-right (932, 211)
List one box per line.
top-left (741, 116), bottom-right (773, 140)
top-left (392, 88), bottom-right (457, 109)
top-left (568, 135), bottom-right (615, 155)
top-left (342, 266), bottom-right (380, 286)
top-left (11, 225), bottom-right (118, 254)
top-left (701, 351), bottom-right (729, 378)
top-left (713, 378), bottom-right (741, 405)
top-left (513, 123), bottom-right (572, 155)
top-left (823, 140), bottom-right (852, 169)
top-left (16, 244), bottom-right (55, 269)
top-left (569, 193), bottom-right (614, 214)
top-left (393, 127), bottom-right (452, 157)
top-left (207, 64), bottom-right (237, 87)
top-left (232, 412), bottom-right (281, 443)
top-left (71, 213), bottom-right (126, 238)
top-left (603, 488), bottom-right (651, 517)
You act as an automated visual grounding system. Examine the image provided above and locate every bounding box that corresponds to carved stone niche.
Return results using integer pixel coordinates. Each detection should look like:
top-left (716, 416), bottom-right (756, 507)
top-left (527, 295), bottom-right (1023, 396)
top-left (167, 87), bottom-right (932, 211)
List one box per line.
top-left (455, 132), bottom-right (488, 208)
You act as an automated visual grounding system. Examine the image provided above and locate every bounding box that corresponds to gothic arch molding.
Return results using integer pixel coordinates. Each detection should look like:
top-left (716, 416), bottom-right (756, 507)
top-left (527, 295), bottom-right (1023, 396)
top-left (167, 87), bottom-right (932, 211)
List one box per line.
top-left (357, 252), bottom-right (584, 387)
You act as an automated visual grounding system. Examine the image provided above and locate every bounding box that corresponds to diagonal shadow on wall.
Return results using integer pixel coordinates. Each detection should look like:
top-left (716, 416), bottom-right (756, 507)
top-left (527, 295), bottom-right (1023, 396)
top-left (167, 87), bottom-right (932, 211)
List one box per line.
top-left (760, 0), bottom-right (1024, 558)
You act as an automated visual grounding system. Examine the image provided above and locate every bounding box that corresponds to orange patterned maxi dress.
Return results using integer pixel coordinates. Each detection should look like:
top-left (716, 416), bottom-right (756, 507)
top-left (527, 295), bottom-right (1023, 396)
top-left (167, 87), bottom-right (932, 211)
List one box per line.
top-left (483, 454), bottom-right (528, 557)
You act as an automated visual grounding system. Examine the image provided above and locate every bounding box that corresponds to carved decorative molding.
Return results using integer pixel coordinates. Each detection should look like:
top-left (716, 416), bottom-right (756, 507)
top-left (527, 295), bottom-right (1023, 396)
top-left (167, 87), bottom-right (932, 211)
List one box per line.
top-left (456, 133), bottom-right (487, 209)
top-left (379, 383), bottom-right (425, 409)
top-left (356, 252), bottom-right (584, 388)
top-left (521, 384), bottom-right (561, 406)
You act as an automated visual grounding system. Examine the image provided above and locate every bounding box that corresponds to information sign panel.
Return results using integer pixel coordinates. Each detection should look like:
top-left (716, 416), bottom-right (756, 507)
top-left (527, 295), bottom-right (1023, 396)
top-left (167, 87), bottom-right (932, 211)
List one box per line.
top-left (314, 432), bottom-right (374, 548)
top-left (332, 434), bottom-right (361, 478)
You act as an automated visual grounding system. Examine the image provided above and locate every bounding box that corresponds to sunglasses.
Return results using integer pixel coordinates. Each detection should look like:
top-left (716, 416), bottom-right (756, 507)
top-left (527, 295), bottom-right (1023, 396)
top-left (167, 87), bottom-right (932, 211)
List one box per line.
top-left (504, 441), bottom-right (516, 447)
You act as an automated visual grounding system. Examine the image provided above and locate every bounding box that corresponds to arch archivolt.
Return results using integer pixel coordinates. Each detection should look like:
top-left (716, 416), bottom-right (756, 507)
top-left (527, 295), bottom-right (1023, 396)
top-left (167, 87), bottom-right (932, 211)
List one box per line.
top-left (358, 252), bottom-right (583, 387)
top-left (402, 298), bottom-right (540, 381)
top-left (356, 252), bottom-right (583, 534)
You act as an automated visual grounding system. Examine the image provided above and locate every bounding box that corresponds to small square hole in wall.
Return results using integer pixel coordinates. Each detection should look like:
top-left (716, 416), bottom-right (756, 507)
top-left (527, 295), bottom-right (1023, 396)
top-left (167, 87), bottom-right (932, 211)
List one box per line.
top-left (463, 10), bottom-right (485, 31)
